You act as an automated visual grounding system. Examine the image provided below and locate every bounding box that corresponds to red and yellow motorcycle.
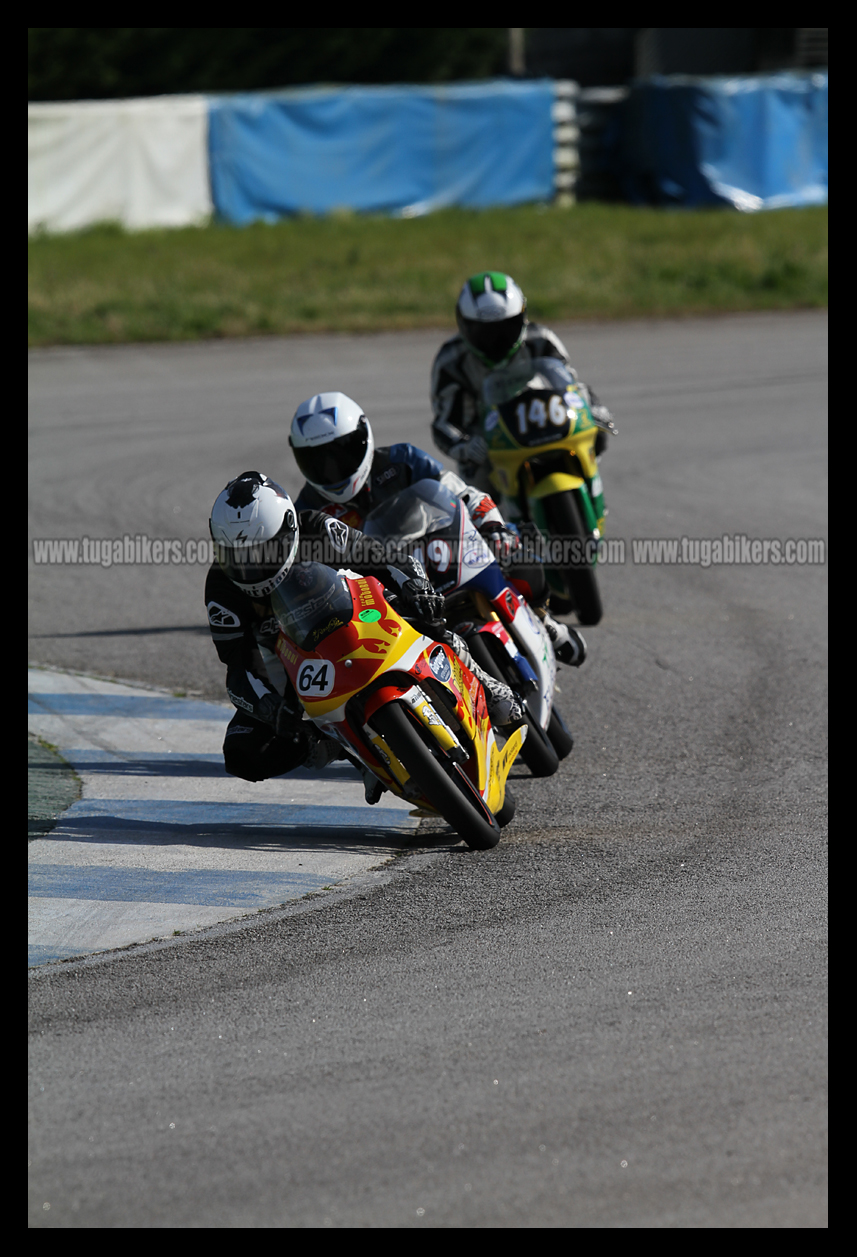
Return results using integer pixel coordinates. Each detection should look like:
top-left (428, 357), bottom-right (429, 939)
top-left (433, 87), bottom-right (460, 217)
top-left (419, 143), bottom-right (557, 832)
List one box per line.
top-left (271, 562), bottom-right (525, 850)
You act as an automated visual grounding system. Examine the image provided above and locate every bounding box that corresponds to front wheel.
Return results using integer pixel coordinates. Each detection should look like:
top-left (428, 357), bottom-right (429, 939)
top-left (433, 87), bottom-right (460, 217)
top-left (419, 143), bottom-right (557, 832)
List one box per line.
top-left (541, 491), bottom-right (603, 626)
top-left (370, 702), bottom-right (501, 850)
top-left (547, 706), bottom-right (574, 760)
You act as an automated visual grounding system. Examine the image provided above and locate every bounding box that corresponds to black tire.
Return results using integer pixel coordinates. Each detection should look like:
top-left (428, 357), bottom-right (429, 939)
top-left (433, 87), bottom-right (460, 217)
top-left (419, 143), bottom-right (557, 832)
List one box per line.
top-left (547, 592), bottom-right (574, 615)
top-left (520, 702), bottom-right (561, 777)
top-left (495, 787), bottom-right (516, 828)
top-left (547, 706), bottom-right (574, 760)
top-left (467, 633), bottom-right (559, 779)
top-left (541, 491), bottom-right (603, 626)
top-left (370, 702), bottom-right (500, 850)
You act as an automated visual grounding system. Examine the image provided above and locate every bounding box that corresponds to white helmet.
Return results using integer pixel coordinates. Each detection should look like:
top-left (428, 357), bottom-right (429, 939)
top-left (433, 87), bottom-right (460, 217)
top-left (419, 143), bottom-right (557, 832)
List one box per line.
top-left (209, 471), bottom-right (298, 598)
top-left (289, 392), bottom-right (375, 504)
top-left (456, 272), bottom-right (527, 366)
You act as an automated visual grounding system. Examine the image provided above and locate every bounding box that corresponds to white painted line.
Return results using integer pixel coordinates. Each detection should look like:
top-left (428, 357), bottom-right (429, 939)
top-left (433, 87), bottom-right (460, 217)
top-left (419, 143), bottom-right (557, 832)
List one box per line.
top-left (28, 667), bottom-right (419, 966)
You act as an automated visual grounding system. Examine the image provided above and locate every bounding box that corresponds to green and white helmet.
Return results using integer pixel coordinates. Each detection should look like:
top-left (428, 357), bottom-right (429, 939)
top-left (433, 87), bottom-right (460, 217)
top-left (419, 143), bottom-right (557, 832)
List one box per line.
top-left (456, 272), bottom-right (527, 366)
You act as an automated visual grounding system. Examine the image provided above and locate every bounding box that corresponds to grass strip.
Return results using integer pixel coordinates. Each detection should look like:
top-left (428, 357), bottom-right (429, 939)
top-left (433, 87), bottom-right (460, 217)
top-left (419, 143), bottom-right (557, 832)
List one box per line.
top-left (28, 735), bottom-right (81, 840)
top-left (28, 202), bottom-right (828, 348)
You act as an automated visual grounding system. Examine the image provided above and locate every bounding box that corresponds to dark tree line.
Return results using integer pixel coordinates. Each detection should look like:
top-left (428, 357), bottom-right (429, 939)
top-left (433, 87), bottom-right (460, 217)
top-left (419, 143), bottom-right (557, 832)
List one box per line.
top-left (28, 28), bottom-right (511, 101)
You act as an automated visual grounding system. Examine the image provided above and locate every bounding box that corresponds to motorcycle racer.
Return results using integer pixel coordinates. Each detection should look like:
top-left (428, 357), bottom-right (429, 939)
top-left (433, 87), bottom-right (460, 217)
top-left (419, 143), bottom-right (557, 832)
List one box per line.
top-left (430, 271), bottom-right (614, 486)
top-left (289, 391), bottom-right (586, 667)
top-left (206, 470), bottom-right (524, 793)
top-left (290, 389), bottom-right (512, 545)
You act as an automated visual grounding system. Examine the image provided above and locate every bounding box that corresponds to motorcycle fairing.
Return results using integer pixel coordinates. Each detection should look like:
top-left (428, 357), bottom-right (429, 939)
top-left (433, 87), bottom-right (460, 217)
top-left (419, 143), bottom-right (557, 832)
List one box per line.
top-left (273, 568), bottom-right (523, 817)
top-left (480, 357), bottom-right (606, 541)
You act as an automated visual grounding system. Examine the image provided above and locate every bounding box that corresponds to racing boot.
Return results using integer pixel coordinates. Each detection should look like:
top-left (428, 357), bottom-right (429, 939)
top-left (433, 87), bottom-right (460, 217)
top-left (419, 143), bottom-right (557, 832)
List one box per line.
top-left (341, 752), bottom-right (387, 804)
top-left (360, 765), bottom-right (387, 805)
top-left (539, 612), bottom-right (587, 667)
top-left (474, 666), bottom-right (526, 729)
top-left (446, 631), bottom-right (525, 730)
top-left (304, 730), bottom-right (346, 771)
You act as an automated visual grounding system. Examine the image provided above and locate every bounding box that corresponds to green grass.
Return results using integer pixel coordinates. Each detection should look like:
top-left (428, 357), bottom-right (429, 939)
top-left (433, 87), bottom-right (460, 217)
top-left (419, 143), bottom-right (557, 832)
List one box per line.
top-left (28, 202), bottom-right (828, 347)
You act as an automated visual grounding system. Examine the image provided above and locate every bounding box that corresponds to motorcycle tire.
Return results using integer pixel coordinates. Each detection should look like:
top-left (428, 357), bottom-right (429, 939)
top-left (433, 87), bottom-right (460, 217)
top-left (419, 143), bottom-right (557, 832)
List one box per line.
top-left (547, 706), bottom-right (574, 760)
top-left (370, 702), bottom-right (501, 850)
top-left (541, 490), bottom-right (603, 626)
top-left (496, 787), bottom-right (516, 828)
top-left (466, 633), bottom-right (560, 779)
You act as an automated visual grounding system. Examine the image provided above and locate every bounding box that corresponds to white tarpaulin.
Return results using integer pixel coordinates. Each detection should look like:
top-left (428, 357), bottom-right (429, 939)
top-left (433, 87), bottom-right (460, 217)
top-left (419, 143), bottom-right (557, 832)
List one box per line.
top-left (28, 95), bottom-right (212, 234)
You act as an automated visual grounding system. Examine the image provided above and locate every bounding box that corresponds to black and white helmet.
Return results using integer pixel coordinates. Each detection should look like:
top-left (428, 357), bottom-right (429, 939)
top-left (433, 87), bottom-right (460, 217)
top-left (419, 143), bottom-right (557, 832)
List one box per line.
top-left (209, 471), bottom-right (298, 599)
top-left (289, 392), bottom-right (375, 505)
top-left (456, 272), bottom-right (527, 367)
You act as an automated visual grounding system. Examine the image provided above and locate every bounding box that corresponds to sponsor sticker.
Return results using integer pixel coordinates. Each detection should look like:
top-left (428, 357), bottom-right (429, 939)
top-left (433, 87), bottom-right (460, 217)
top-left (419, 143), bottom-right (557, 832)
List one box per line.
top-left (463, 545), bottom-right (491, 568)
top-left (429, 645), bottom-right (452, 683)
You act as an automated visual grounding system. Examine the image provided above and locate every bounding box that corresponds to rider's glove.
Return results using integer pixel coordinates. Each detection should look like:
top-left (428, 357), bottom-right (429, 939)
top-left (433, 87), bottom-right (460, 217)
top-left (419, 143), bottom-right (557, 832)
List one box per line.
top-left (256, 691), bottom-right (304, 739)
top-left (479, 522), bottom-right (521, 568)
top-left (401, 577), bottom-right (446, 627)
top-left (455, 435), bottom-right (488, 467)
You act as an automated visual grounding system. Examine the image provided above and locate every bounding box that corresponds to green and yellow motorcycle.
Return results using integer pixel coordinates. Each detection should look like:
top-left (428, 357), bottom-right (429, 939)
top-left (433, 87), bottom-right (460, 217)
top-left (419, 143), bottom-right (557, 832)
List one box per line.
top-left (480, 357), bottom-right (616, 625)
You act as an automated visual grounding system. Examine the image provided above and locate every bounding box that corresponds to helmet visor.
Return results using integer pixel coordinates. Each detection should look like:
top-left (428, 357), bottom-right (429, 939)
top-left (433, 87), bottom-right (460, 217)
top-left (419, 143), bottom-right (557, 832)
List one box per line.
top-left (215, 512), bottom-right (297, 591)
top-left (291, 418), bottom-right (369, 490)
top-left (458, 311), bottom-right (526, 365)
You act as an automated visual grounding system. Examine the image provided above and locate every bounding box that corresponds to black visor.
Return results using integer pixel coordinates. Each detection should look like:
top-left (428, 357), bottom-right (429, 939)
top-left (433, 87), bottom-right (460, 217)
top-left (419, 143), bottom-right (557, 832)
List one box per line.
top-left (457, 311), bottom-right (526, 365)
top-left (291, 417), bottom-right (369, 489)
top-left (214, 511), bottom-right (297, 590)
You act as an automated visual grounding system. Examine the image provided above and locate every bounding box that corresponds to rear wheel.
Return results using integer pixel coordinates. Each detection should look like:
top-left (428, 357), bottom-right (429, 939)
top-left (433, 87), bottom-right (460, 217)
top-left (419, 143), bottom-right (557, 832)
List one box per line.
top-left (467, 632), bottom-right (559, 779)
top-left (541, 491), bottom-right (603, 626)
top-left (370, 702), bottom-right (500, 850)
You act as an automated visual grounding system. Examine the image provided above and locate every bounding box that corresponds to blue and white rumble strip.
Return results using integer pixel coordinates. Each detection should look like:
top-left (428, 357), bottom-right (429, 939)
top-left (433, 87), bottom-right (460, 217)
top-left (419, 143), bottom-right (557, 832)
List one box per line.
top-left (28, 668), bottom-right (418, 968)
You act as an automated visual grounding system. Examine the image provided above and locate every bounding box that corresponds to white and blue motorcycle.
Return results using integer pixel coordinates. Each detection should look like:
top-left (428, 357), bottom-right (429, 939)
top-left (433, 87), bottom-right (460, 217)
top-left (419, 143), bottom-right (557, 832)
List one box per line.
top-left (363, 478), bottom-right (574, 778)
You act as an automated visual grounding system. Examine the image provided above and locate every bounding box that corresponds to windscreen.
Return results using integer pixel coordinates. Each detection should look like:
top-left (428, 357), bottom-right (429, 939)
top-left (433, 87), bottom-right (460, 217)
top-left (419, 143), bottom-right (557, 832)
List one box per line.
top-left (482, 356), bottom-right (577, 407)
top-left (270, 562), bottom-right (355, 650)
top-left (363, 478), bottom-right (459, 542)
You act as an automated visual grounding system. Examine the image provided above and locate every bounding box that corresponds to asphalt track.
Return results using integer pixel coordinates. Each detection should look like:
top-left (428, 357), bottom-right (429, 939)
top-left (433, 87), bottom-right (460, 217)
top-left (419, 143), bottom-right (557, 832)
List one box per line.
top-left (28, 311), bottom-right (827, 1227)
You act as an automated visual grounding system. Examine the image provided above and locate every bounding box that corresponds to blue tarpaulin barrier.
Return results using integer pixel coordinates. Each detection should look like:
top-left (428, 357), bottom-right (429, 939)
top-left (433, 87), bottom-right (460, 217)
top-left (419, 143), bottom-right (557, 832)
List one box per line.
top-left (207, 80), bottom-right (556, 224)
top-left (613, 72), bottom-right (828, 210)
